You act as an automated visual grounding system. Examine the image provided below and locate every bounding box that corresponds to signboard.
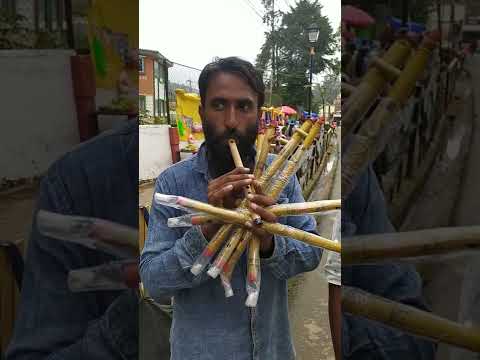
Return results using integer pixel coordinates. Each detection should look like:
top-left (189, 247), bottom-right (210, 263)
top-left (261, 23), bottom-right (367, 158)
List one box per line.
top-left (87, 0), bottom-right (139, 112)
top-left (175, 89), bottom-right (204, 142)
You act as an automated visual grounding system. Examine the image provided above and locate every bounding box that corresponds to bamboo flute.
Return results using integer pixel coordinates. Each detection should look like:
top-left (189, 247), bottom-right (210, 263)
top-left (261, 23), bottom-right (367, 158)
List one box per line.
top-left (342, 286), bottom-right (480, 353)
top-left (267, 200), bottom-right (341, 216)
top-left (268, 120), bottom-right (323, 199)
top-left (166, 200), bottom-right (342, 227)
top-left (342, 226), bottom-right (480, 265)
top-left (190, 129), bottom-right (275, 275)
top-left (257, 120), bottom-right (313, 191)
top-left (260, 222), bottom-right (340, 252)
top-left (222, 121), bottom-right (326, 278)
top-left (244, 127), bottom-right (276, 305)
top-left (208, 227), bottom-right (247, 278)
top-left (341, 39), bottom-right (412, 141)
top-left (342, 34), bottom-right (438, 200)
top-left (191, 224), bottom-right (234, 275)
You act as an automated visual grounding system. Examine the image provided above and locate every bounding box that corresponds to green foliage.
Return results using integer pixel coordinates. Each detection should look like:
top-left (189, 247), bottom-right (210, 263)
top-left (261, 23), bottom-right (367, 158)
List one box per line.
top-left (0, 9), bottom-right (68, 49)
top-left (256, 0), bottom-right (335, 109)
top-left (0, 10), bottom-right (35, 48)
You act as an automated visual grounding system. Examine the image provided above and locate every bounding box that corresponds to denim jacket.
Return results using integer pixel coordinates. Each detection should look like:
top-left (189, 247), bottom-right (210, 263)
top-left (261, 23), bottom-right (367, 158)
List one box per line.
top-left (6, 121), bottom-right (139, 360)
top-left (342, 167), bottom-right (436, 359)
top-left (140, 144), bottom-right (322, 360)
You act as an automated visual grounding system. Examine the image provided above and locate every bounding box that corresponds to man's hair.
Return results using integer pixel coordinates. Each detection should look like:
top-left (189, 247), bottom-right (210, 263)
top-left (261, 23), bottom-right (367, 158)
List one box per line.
top-left (198, 56), bottom-right (265, 108)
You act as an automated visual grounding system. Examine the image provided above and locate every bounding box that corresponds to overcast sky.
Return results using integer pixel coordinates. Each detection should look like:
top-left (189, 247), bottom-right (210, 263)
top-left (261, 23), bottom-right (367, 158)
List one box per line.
top-left (139, 0), bottom-right (340, 71)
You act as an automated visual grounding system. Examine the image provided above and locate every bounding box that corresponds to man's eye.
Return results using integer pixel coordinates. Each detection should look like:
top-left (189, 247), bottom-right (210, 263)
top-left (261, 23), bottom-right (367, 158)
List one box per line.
top-left (212, 102), bottom-right (224, 110)
top-left (239, 103), bottom-right (252, 112)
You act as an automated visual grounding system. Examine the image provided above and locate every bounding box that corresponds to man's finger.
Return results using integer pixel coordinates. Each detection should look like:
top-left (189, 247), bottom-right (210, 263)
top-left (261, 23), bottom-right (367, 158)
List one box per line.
top-left (247, 193), bottom-right (276, 207)
top-left (208, 174), bottom-right (253, 191)
top-left (249, 202), bottom-right (277, 223)
top-left (209, 184), bottom-right (234, 206)
top-left (224, 178), bottom-right (254, 191)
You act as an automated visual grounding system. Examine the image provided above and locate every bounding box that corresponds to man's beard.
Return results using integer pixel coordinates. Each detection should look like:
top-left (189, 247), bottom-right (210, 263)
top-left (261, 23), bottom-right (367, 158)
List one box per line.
top-left (203, 120), bottom-right (258, 178)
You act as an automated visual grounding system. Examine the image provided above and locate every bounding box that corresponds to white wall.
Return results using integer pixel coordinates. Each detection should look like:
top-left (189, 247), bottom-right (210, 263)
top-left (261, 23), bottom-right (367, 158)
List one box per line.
top-left (139, 125), bottom-right (172, 181)
top-left (0, 50), bottom-right (79, 180)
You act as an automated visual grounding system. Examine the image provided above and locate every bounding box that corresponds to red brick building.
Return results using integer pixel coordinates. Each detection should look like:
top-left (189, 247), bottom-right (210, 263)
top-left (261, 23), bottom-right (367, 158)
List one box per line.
top-left (139, 49), bottom-right (172, 121)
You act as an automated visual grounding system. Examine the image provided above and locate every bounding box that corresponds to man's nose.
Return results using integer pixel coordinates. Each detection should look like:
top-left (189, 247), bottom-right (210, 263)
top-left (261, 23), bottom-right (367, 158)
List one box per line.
top-left (224, 105), bottom-right (239, 129)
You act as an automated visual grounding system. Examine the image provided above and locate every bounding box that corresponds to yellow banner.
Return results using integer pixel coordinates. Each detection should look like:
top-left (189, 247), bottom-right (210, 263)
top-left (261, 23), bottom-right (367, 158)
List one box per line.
top-left (87, 0), bottom-right (139, 110)
top-left (175, 89), bottom-right (204, 142)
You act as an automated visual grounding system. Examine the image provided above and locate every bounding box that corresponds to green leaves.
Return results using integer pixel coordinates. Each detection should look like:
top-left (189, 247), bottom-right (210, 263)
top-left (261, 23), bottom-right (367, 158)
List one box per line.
top-left (255, 0), bottom-right (336, 109)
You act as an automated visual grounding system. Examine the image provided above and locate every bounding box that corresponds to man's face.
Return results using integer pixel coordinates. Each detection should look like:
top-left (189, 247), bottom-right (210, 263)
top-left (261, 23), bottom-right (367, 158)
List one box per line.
top-left (199, 72), bottom-right (260, 168)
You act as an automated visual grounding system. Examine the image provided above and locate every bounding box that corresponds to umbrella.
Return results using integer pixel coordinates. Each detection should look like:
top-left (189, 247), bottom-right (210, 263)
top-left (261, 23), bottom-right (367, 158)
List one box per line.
top-left (280, 106), bottom-right (297, 115)
top-left (342, 5), bottom-right (375, 28)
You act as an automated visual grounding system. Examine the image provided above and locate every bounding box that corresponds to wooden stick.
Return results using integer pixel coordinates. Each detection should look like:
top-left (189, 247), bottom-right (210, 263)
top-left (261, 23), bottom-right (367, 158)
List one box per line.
top-left (343, 286), bottom-right (480, 353)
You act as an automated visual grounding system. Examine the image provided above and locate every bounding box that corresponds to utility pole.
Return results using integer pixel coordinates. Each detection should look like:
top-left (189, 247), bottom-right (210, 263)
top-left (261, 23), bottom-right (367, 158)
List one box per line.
top-left (269, 0), bottom-right (275, 106)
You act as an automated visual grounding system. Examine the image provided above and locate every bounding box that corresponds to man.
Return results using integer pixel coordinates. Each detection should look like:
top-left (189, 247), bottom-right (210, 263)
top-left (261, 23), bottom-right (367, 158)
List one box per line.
top-left (140, 57), bottom-right (322, 359)
top-left (6, 121), bottom-right (140, 359)
top-left (326, 167), bottom-right (436, 359)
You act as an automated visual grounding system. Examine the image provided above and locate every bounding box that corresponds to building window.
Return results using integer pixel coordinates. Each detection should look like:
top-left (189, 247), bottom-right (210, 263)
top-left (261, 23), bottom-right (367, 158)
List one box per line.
top-left (36, 0), bottom-right (66, 31)
top-left (157, 99), bottom-right (167, 117)
top-left (139, 57), bottom-right (145, 73)
top-left (139, 96), bottom-right (147, 113)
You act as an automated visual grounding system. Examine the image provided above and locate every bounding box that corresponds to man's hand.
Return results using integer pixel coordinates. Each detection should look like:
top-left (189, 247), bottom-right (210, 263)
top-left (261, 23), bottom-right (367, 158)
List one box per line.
top-left (245, 181), bottom-right (278, 256)
top-left (201, 167), bottom-right (254, 240)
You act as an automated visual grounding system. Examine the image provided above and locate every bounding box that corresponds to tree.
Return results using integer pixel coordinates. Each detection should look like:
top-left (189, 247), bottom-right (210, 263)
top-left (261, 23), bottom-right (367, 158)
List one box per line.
top-left (312, 70), bottom-right (340, 114)
top-left (256, 0), bottom-right (335, 109)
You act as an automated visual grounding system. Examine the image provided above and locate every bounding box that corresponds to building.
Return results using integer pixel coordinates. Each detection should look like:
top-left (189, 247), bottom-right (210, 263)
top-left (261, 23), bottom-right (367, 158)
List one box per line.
top-left (139, 49), bottom-right (173, 122)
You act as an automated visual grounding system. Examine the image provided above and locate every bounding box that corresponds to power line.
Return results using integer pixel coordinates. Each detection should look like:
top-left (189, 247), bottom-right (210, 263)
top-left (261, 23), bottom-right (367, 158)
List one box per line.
top-left (241, 0), bottom-right (264, 21)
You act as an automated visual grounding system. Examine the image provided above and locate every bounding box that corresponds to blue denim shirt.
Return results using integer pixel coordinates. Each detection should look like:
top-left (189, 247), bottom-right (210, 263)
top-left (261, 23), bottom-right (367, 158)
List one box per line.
top-left (140, 144), bottom-right (322, 360)
top-left (6, 121), bottom-right (139, 360)
top-left (342, 167), bottom-right (436, 359)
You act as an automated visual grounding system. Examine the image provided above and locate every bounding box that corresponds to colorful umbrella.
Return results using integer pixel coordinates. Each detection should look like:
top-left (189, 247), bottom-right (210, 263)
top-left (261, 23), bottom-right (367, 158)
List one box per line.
top-left (341, 5), bottom-right (375, 28)
top-left (280, 106), bottom-right (297, 115)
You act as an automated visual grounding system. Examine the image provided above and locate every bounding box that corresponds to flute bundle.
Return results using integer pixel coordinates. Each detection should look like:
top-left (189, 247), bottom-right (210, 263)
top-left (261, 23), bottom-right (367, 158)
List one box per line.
top-left (154, 120), bottom-right (341, 307)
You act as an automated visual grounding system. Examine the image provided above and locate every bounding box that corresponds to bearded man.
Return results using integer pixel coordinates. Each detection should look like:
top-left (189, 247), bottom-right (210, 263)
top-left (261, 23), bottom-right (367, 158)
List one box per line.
top-left (140, 57), bottom-right (322, 360)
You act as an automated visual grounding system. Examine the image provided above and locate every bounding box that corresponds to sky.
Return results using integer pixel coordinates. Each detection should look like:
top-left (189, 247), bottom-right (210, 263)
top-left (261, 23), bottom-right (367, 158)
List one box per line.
top-left (139, 0), bottom-right (341, 71)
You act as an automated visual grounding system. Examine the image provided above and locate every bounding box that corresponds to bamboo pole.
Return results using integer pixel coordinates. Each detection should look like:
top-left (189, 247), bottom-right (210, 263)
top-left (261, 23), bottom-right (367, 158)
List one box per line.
top-left (191, 224), bottom-right (234, 275)
top-left (342, 286), bottom-right (480, 353)
top-left (342, 39), bottom-right (412, 141)
top-left (342, 226), bottom-right (480, 264)
top-left (260, 222), bottom-right (340, 252)
top-left (268, 120), bottom-right (322, 199)
top-left (257, 120), bottom-right (313, 191)
top-left (208, 227), bottom-right (247, 278)
top-left (191, 129), bottom-right (276, 276)
top-left (267, 199), bottom-right (341, 216)
top-left (167, 200), bottom-right (341, 227)
top-left (342, 34), bottom-right (438, 199)
top-left (228, 139), bottom-right (261, 224)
